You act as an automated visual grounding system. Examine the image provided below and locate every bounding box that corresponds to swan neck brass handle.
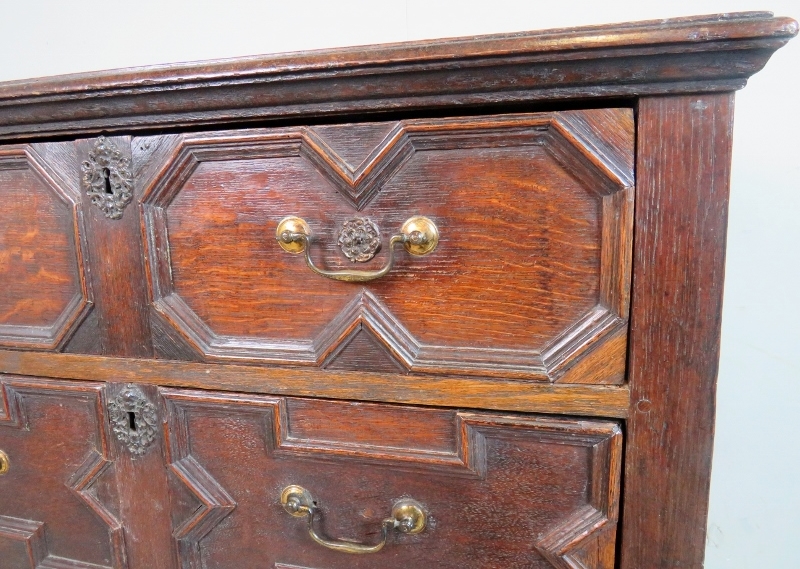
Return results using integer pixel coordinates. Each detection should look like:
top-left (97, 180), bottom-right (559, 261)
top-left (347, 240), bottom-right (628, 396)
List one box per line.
top-left (276, 216), bottom-right (438, 283)
top-left (281, 485), bottom-right (426, 555)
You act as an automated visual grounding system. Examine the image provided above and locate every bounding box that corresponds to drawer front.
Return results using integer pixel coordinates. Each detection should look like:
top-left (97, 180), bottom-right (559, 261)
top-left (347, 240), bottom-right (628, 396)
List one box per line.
top-left (0, 147), bottom-right (91, 351)
top-left (139, 108), bottom-right (634, 383)
top-left (163, 389), bottom-right (622, 569)
top-left (0, 376), bottom-right (124, 568)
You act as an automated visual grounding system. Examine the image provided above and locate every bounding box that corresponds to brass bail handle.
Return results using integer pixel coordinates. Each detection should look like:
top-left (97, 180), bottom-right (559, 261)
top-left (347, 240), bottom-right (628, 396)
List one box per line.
top-left (275, 215), bottom-right (439, 283)
top-left (280, 485), bottom-right (426, 554)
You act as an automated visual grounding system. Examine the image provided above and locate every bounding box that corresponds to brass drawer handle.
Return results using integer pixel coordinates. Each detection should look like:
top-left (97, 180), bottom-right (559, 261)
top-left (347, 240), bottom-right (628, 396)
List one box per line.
top-left (281, 485), bottom-right (426, 554)
top-left (0, 449), bottom-right (9, 475)
top-left (276, 215), bottom-right (438, 283)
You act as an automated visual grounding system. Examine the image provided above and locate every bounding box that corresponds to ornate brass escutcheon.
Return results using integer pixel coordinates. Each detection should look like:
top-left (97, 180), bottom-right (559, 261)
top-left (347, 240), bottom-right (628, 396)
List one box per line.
top-left (107, 384), bottom-right (158, 456)
top-left (280, 485), bottom-right (426, 554)
top-left (81, 136), bottom-right (134, 220)
top-left (276, 215), bottom-right (439, 282)
top-left (0, 449), bottom-right (9, 475)
top-left (337, 217), bottom-right (382, 262)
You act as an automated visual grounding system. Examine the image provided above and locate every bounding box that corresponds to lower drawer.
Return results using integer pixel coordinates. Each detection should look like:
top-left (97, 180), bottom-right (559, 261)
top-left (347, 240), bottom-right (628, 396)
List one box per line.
top-left (163, 390), bottom-right (622, 569)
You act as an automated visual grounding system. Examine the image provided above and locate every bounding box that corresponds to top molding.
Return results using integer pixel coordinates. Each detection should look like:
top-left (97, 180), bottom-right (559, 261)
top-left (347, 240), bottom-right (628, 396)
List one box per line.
top-left (0, 12), bottom-right (795, 141)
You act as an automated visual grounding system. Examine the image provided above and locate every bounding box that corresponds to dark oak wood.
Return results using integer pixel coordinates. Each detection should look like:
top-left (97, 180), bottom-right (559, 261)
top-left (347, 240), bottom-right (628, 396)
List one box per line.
top-left (105, 382), bottom-right (174, 569)
top-left (0, 375), bottom-right (126, 568)
top-left (0, 144), bottom-right (92, 351)
top-left (141, 109), bottom-right (634, 382)
top-left (0, 349), bottom-right (630, 418)
top-left (162, 389), bottom-right (622, 568)
top-left (0, 12), bottom-right (795, 569)
top-left (73, 137), bottom-right (153, 358)
top-left (0, 13), bottom-right (794, 140)
top-left (620, 94), bottom-right (734, 569)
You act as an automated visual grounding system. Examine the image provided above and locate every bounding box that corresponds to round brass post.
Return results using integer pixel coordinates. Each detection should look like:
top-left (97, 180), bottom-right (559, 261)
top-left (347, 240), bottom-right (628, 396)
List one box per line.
top-left (0, 449), bottom-right (9, 475)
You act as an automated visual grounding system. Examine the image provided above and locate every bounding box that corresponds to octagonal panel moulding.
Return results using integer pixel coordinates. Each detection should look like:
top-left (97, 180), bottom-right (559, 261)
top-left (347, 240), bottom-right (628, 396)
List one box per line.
top-left (0, 146), bottom-right (92, 350)
top-left (140, 109), bottom-right (633, 383)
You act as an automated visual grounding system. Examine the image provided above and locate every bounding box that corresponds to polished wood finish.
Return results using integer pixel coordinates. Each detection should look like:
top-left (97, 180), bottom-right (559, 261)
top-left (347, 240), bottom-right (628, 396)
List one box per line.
top-left (0, 144), bottom-right (92, 351)
top-left (105, 382), bottom-right (173, 569)
top-left (620, 94), bottom-right (735, 569)
top-left (0, 12), bottom-right (795, 569)
top-left (141, 109), bottom-right (634, 382)
top-left (0, 375), bottom-right (125, 568)
top-left (74, 137), bottom-right (153, 358)
top-left (162, 389), bottom-right (622, 568)
top-left (0, 13), bottom-right (795, 140)
top-left (0, 349), bottom-right (630, 418)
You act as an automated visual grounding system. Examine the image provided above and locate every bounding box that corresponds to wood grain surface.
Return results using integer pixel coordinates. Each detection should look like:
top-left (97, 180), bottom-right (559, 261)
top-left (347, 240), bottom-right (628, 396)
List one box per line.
top-left (0, 349), bottom-right (630, 418)
top-left (162, 388), bottom-right (622, 568)
top-left (0, 12), bottom-right (795, 569)
top-left (73, 137), bottom-right (154, 358)
top-left (0, 13), bottom-right (794, 139)
top-left (0, 145), bottom-right (91, 351)
top-left (142, 109), bottom-right (634, 383)
top-left (620, 94), bottom-right (735, 569)
top-left (0, 376), bottom-right (126, 568)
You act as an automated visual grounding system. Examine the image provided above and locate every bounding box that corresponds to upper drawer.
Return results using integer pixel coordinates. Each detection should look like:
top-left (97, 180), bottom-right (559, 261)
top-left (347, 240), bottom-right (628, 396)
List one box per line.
top-left (138, 109), bottom-right (634, 383)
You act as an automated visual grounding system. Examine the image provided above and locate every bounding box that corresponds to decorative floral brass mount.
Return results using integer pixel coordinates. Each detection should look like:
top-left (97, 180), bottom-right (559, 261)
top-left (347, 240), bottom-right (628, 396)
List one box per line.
top-left (281, 485), bottom-right (426, 554)
top-left (338, 217), bottom-right (382, 262)
top-left (0, 449), bottom-right (9, 475)
top-left (107, 384), bottom-right (158, 456)
top-left (81, 136), bottom-right (134, 220)
top-left (276, 215), bottom-right (439, 282)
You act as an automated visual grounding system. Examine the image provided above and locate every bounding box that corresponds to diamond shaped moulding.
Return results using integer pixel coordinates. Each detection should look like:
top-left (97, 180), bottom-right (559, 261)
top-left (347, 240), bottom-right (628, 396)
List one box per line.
top-left (140, 110), bottom-right (633, 383)
top-left (0, 146), bottom-right (93, 351)
top-left (0, 378), bottom-right (127, 568)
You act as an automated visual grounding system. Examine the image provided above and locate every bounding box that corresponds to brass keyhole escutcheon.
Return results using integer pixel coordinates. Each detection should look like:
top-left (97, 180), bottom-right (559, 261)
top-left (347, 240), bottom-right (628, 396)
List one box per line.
top-left (0, 449), bottom-right (9, 475)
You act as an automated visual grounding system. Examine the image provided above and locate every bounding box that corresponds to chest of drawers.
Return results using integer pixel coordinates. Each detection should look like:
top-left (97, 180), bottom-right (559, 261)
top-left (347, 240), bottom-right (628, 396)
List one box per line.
top-left (0, 11), bottom-right (795, 569)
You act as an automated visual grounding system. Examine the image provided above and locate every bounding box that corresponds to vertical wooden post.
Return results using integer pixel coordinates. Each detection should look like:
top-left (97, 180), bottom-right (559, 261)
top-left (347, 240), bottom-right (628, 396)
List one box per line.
top-left (621, 93), bottom-right (735, 568)
top-left (74, 135), bottom-right (153, 358)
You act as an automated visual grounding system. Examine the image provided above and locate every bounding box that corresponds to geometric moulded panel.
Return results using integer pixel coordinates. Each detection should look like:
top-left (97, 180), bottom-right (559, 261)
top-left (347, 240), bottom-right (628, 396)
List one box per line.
top-left (141, 109), bottom-right (634, 383)
top-left (0, 376), bottom-right (126, 568)
top-left (161, 390), bottom-right (622, 569)
top-left (0, 146), bottom-right (91, 350)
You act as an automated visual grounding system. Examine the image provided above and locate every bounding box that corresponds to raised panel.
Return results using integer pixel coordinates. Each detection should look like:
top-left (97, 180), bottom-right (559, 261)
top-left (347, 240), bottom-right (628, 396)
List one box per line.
top-left (0, 376), bottom-right (126, 568)
top-left (0, 146), bottom-right (91, 350)
top-left (162, 389), bottom-right (622, 569)
top-left (141, 109), bottom-right (634, 383)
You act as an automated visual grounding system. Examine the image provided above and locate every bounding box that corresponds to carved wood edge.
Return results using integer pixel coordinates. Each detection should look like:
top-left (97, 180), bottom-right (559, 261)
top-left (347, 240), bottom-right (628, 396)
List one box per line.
top-left (0, 375), bottom-right (128, 569)
top-left (163, 389), bottom-right (619, 473)
top-left (0, 147), bottom-right (93, 351)
top-left (0, 350), bottom-right (630, 418)
top-left (0, 513), bottom-right (126, 569)
top-left (164, 410), bottom-right (236, 569)
top-left (535, 423), bottom-right (622, 568)
top-left (0, 13), bottom-right (795, 139)
top-left (140, 112), bottom-right (633, 383)
top-left (160, 388), bottom-right (621, 566)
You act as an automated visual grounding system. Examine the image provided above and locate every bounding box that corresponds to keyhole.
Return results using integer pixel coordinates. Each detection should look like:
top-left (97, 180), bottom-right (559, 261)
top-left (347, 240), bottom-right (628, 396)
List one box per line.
top-left (102, 168), bottom-right (113, 194)
top-left (127, 412), bottom-right (137, 432)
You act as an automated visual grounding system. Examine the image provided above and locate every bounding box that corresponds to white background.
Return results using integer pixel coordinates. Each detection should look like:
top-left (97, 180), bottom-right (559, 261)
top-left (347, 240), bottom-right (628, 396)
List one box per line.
top-left (1, 1), bottom-right (797, 567)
